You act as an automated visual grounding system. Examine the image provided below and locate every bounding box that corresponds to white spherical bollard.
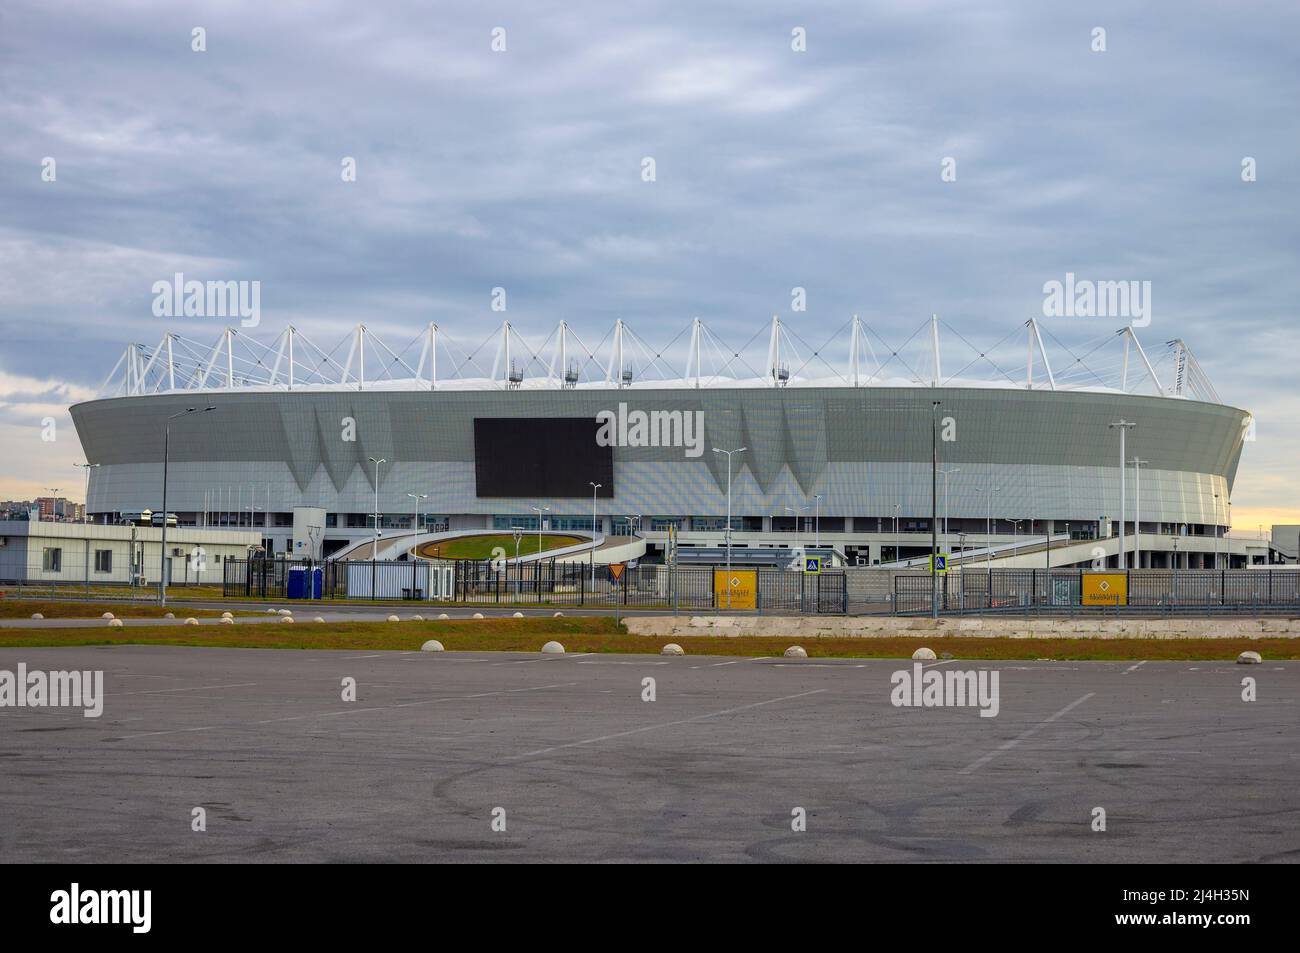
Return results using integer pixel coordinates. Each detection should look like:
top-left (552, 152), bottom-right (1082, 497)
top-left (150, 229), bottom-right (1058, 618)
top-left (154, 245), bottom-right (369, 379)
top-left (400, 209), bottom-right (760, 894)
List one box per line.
top-left (1237, 650), bottom-right (1263, 664)
top-left (221, 611), bottom-right (233, 620)
top-left (911, 647), bottom-right (938, 661)
top-left (313, 617), bottom-right (326, 623)
top-left (437, 613), bottom-right (449, 620)
top-left (163, 612), bottom-right (175, 619)
top-left (184, 618), bottom-right (199, 625)
top-left (101, 612), bottom-right (115, 620)
top-left (277, 608), bottom-right (293, 616)
top-left (219, 617), bottom-right (234, 625)
top-left (279, 616), bottom-right (295, 624)
top-left (108, 618), bottom-right (123, 628)
top-left (512, 611), bottom-right (525, 618)
top-left (784, 645), bottom-right (808, 659)
top-left (541, 640), bottom-right (565, 654)
top-left (410, 614), bottom-right (424, 621)
top-left (387, 615), bottom-right (400, 622)
top-left (30, 613), bottom-right (43, 620)
top-left (266, 608), bottom-right (277, 614)
top-left (660, 643), bottom-right (685, 657)
top-left (552, 611), bottom-right (564, 617)
top-left (472, 612), bottom-right (484, 620)
top-left (421, 639), bottom-right (445, 652)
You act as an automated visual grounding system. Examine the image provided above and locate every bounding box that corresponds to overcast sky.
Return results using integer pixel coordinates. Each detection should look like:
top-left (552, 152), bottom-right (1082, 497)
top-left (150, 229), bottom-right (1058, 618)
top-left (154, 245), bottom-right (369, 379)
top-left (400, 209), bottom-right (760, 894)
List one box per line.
top-left (1, 1), bottom-right (1297, 527)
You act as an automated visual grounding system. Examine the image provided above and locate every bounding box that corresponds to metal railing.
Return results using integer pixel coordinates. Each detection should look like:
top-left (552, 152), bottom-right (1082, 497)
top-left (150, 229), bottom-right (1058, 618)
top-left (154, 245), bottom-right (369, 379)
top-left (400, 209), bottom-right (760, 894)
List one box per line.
top-left (894, 569), bottom-right (1300, 615)
top-left (222, 557), bottom-right (849, 613)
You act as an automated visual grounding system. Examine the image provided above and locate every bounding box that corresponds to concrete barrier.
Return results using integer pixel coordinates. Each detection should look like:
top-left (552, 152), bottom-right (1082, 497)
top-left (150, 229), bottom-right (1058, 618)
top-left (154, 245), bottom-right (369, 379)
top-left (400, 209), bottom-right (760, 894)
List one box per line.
top-left (624, 615), bottom-right (1300, 640)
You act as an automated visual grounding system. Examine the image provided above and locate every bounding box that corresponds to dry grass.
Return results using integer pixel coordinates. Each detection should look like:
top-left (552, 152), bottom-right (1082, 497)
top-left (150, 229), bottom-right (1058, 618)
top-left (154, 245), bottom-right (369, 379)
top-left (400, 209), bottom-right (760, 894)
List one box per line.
top-left (0, 616), bottom-right (1295, 659)
top-left (0, 599), bottom-right (243, 620)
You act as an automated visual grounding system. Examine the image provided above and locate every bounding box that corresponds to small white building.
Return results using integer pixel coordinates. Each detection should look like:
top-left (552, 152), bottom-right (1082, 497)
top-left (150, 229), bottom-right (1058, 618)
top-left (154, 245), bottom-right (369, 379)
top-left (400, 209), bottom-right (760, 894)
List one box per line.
top-left (0, 520), bottom-right (263, 587)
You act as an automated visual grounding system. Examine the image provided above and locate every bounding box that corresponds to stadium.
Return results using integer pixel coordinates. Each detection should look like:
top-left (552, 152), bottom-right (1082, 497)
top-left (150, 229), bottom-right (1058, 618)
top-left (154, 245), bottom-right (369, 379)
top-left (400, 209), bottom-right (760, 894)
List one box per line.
top-left (68, 316), bottom-right (1257, 571)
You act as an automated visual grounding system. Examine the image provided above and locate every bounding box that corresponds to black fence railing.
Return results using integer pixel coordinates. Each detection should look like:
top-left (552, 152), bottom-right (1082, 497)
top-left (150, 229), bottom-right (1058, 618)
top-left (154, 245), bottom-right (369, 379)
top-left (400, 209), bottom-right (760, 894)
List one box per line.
top-left (895, 569), bottom-right (1300, 615)
top-left (222, 557), bottom-right (848, 613)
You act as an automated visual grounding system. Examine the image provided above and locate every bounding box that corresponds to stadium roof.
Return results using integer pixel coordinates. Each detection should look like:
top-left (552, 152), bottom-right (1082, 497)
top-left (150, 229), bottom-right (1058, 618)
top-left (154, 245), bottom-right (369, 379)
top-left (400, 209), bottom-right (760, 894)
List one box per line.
top-left (95, 317), bottom-right (1223, 404)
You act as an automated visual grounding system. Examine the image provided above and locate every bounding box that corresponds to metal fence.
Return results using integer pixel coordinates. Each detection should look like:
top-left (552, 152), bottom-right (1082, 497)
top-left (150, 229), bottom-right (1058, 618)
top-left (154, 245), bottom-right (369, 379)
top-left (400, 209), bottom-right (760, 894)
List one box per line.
top-left (894, 569), bottom-right (1300, 615)
top-left (222, 557), bottom-right (848, 613)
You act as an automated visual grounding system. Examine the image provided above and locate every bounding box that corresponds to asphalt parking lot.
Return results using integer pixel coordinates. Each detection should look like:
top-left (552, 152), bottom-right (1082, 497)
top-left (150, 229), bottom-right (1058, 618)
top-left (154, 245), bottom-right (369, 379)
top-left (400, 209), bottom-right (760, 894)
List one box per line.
top-left (0, 645), bottom-right (1296, 863)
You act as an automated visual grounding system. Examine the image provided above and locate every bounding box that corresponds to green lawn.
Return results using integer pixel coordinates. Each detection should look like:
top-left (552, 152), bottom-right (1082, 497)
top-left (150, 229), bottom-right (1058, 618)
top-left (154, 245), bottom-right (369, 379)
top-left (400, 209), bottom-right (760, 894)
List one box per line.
top-left (417, 533), bottom-right (586, 560)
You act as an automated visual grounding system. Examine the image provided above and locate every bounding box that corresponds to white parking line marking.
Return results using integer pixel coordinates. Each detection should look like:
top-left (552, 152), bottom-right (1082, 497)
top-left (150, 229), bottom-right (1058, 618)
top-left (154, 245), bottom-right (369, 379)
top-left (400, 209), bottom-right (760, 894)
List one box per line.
top-left (958, 692), bottom-right (1095, 775)
top-left (517, 689), bottom-right (827, 758)
top-left (118, 683), bottom-right (576, 739)
top-left (494, 653), bottom-right (593, 665)
top-left (119, 725), bottom-right (219, 739)
top-left (109, 682), bottom-right (257, 697)
top-left (1122, 661), bottom-right (1147, 674)
top-left (578, 660), bottom-right (669, 666)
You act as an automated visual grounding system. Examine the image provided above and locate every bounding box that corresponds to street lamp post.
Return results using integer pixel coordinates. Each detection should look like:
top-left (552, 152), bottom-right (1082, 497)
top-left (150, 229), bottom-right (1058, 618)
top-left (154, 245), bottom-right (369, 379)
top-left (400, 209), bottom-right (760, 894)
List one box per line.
top-left (939, 467), bottom-right (960, 555)
top-left (712, 447), bottom-right (747, 609)
top-left (589, 482), bottom-right (602, 585)
top-left (931, 400), bottom-right (941, 619)
top-left (159, 406), bottom-right (215, 606)
top-left (42, 488), bottom-right (62, 522)
top-left (975, 486), bottom-right (1002, 574)
top-left (512, 525), bottom-right (523, 598)
top-left (408, 493), bottom-right (428, 536)
top-left (1007, 519), bottom-right (1023, 561)
top-left (531, 504), bottom-right (550, 558)
top-left (813, 494), bottom-right (822, 548)
top-left (1131, 457), bottom-right (1148, 569)
top-left (368, 457), bottom-right (386, 547)
top-left (1109, 420), bottom-right (1136, 569)
top-left (786, 504), bottom-right (809, 551)
top-left (1227, 499), bottom-right (1232, 569)
top-left (1173, 534), bottom-right (1180, 584)
top-left (74, 463), bottom-right (100, 524)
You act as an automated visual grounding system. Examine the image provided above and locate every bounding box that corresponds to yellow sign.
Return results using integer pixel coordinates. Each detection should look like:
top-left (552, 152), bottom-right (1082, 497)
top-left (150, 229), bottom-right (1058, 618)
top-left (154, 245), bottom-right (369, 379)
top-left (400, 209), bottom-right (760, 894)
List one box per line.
top-left (1082, 572), bottom-right (1128, 606)
top-left (714, 568), bottom-right (757, 609)
top-left (608, 562), bottom-right (626, 582)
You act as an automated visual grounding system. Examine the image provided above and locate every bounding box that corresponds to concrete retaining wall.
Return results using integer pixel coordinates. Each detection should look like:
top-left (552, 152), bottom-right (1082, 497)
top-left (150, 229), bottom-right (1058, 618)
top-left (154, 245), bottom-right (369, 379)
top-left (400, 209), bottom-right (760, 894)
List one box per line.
top-left (624, 615), bottom-right (1300, 640)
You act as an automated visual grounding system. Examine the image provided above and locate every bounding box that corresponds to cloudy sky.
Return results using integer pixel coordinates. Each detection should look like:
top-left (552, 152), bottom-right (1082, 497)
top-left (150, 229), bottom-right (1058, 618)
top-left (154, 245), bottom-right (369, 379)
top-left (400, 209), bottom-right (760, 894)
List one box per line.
top-left (1, 0), bottom-right (1297, 529)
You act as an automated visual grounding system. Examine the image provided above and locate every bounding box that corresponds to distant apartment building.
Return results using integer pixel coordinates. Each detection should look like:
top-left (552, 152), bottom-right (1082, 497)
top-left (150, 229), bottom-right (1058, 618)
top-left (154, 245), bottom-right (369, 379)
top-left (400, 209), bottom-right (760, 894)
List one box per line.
top-left (33, 497), bottom-right (82, 521)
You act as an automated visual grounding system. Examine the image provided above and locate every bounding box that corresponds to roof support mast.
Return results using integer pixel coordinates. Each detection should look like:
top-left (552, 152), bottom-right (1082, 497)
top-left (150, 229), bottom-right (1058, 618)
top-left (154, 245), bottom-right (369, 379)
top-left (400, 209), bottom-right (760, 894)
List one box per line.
top-left (1125, 327), bottom-right (1163, 393)
top-left (849, 315), bottom-right (861, 386)
top-left (226, 328), bottom-right (235, 389)
top-left (1025, 319), bottom-right (1056, 390)
top-left (605, 319), bottom-right (626, 385)
top-left (930, 313), bottom-right (941, 386)
top-left (767, 315), bottom-right (781, 386)
top-left (688, 318), bottom-right (702, 389)
top-left (166, 333), bottom-right (175, 391)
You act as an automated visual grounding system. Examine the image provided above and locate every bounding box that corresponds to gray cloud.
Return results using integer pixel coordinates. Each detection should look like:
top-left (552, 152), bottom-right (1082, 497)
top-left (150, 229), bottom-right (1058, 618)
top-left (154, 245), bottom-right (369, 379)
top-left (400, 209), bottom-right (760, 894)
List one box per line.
top-left (0, 0), bottom-right (1296, 513)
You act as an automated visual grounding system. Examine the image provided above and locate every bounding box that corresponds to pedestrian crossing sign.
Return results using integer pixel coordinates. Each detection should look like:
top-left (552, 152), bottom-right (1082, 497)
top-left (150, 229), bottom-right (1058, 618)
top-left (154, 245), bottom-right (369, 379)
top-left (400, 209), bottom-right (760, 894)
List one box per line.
top-left (931, 554), bottom-right (948, 573)
top-left (804, 556), bottom-right (821, 574)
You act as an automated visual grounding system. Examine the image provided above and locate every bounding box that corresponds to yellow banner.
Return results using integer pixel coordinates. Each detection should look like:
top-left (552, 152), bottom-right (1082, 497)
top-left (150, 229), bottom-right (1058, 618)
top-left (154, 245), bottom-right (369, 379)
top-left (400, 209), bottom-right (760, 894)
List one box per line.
top-left (714, 568), bottom-right (757, 609)
top-left (1082, 572), bottom-right (1127, 606)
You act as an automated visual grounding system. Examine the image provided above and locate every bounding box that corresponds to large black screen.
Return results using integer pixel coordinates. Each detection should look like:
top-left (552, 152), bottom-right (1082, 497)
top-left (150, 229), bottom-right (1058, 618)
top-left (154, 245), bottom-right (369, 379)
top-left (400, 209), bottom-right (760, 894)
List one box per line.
top-left (474, 417), bottom-right (614, 498)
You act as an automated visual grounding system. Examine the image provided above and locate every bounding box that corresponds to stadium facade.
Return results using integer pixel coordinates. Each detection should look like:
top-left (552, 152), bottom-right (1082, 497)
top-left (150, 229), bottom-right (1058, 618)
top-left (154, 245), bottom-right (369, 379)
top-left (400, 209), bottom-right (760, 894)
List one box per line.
top-left (69, 318), bottom-right (1258, 569)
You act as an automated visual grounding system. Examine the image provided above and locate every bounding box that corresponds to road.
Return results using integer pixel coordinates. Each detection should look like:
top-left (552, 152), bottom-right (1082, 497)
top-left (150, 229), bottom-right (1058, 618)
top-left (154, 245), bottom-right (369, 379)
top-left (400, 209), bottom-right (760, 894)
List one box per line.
top-left (0, 645), bottom-right (1295, 862)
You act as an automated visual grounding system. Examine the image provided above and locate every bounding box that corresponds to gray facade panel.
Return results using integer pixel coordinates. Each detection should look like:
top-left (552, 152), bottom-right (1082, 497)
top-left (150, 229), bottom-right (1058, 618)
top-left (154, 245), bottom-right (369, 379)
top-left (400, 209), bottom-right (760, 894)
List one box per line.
top-left (70, 387), bottom-right (1249, 524)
